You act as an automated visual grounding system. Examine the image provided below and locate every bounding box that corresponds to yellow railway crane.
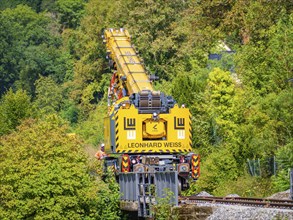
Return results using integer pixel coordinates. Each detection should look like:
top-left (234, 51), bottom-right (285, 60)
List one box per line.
top-left (103, 28), bottom-right (199, 191)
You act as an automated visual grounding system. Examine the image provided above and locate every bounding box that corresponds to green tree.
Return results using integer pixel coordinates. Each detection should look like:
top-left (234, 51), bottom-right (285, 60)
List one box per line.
top-left (0, 89), bottom-right (31, 135)
top-left (171, 72), bottom-right (197, 109)
top-left (195, 148), bottom-right (239, 195)
top-left (205, 68), bottom-right (237, 145)
top-left (62, 0), bottom-right (122, 112)
top-left (60, 99), bottom-right (79, 124)
top-left (272, 142), bottom-right (293, 191)
top-left (96, 169), bottom-right (121, 220)
top-left (235, 12), bottom-right (292, 96)
top-left (0, 115), bottom-right (120, 219)
top-left (222, 0), bottom-right (292, 45)
top-left (234, 12), bottom-right (293, 162)
top-left (0, 5), bottom-right (71, 96)
top-left (0, 5), bottom-right (48, 94)
top-left (15, 44), bottom-right (71, 94)
top-left (0, 0), bottom-right (43, 12)
top-left (55, 0), bottom-right (85, 29)
top-left (126, 0), bottom-right (189, 79)
top-left (0, 0), bottom-right (60, 12)
top-left (171, 1), bottom-right (222, 70)
top-left (34, 76), bottom-right (63, 115)
top-left (75, 102), bottom-right (107, 145)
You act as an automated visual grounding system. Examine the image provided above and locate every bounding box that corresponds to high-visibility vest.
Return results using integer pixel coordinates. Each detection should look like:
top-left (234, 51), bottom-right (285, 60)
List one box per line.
top-left (95, 150), bottom-right (106, 160)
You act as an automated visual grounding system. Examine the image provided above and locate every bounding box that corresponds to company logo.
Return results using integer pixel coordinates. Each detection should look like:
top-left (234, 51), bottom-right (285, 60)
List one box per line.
top-left (174, 117), bottom-right (185, 129)
top-left (124, 117), bottom-right (136, 130)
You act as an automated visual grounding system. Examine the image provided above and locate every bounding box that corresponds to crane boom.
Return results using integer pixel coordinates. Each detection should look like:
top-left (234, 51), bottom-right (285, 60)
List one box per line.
top-left (104, 28), bottom-right (153, 94)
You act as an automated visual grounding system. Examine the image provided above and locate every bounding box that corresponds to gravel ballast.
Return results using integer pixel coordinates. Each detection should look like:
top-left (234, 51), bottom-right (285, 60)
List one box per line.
top-left (193, 190), bottom-right (293, 220)
top-left (195, 203), bottom-right (293, 220)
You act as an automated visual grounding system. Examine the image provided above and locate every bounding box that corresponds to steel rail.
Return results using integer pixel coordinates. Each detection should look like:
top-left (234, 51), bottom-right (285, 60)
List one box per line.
top-left (179, 196), bottom-right (293, 210)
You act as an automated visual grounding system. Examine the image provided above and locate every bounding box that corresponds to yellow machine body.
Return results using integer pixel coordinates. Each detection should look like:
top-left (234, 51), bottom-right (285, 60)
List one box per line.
top-left (104, 101), bottom-right (192, 154)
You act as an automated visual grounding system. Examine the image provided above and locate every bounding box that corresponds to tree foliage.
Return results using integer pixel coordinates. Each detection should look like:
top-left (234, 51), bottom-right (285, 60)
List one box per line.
top-left (0, 5), bottom-right (70, 96)
top-left (0, 89), bottom-right (31, 135)
top-left (75, 102), bottom-right (108, 145)
top-left (272, 142), bottom-right (293, 191)
top-left (195, 148), bottom-right (239, 195)
top-left (34, 76), bottom-right (63, 115)
top-left (126, 0), bottom-right (190, 79)
top-left (0, 115), bottom-right (120, 219)
top-left (55, 0), bottom-right (85, 29)
top-left (0, 0), bottom-right (43, 12)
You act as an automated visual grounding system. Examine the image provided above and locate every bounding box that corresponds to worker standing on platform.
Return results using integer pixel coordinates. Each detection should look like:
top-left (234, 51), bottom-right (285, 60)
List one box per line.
top-left (95, 143), bottom-right (107, 160)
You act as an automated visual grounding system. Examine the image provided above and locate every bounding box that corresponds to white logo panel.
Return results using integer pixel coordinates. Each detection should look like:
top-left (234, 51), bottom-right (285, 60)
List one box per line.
top-left (127, 130), bottom-right (136, 140)
top-left (177, 130), bottom-right (185, 139)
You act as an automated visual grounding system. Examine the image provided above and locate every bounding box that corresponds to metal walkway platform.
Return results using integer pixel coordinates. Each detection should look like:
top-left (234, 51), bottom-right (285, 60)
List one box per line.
top-left (119, 171), bottom-right (178, 217)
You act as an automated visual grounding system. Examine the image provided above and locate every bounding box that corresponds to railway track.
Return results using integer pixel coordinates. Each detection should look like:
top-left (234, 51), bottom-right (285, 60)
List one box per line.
top-left (179, 196), bottom-right (293, 210)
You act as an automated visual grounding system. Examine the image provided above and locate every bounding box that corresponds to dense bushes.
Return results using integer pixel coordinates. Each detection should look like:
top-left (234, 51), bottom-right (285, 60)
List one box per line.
top-left (0, 115), bottom-right (120, 219)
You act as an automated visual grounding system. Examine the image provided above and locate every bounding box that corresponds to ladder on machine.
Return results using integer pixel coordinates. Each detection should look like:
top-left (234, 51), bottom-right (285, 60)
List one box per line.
top-left (137, 172), bottom-right (155, 218)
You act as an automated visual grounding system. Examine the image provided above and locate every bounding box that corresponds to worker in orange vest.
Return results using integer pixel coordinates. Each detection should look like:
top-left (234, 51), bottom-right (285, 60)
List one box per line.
top-left (95, 143), bottom-right (107, 160)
